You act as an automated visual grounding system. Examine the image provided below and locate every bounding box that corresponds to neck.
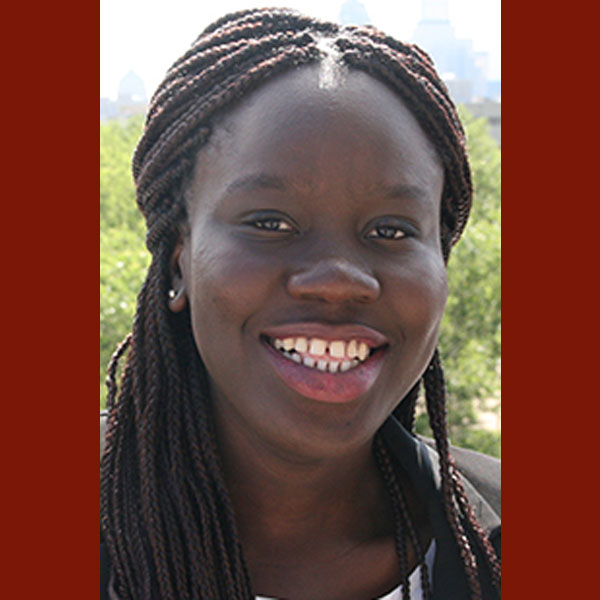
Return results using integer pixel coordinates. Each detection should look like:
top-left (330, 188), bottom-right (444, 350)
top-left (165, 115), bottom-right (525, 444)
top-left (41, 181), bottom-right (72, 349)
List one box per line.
top-left (214, 411), bottom-right (393, 556)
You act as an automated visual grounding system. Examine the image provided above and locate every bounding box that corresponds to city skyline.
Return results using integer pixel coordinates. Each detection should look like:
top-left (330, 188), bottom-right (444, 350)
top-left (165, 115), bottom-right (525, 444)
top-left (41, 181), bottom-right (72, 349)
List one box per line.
top-left (101, 0), bottom-right (500, 101)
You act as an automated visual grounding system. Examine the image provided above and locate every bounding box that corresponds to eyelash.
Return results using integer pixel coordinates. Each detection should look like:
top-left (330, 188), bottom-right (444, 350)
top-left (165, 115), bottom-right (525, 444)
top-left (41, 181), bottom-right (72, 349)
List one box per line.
top-left (365, 224), bottom-right (407, 240)
top-left (244, 215), bottom-right (414, 241)
top-left (249, 217), bottom-right (294, 232)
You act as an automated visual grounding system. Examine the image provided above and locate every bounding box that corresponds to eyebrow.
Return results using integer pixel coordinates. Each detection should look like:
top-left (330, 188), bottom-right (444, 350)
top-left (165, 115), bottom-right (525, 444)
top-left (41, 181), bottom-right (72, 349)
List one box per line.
top-left (223, 173), bottom-right (433, 205)
top-left (375, 182), bottom-right (432, 204)
top-left (224, 173), bottom-right (288, 195)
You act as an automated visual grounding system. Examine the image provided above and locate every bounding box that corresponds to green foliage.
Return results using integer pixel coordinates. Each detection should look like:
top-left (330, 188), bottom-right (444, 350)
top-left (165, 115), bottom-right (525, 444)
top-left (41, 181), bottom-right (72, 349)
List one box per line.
top-left (100, 116), bottom-right (146, 232)
top-left (100, 115), bottom-right (149, 406)
top-left (99, 111), bottom-right (501, 457)
top-left (416, 108), bottom-right (501, 457)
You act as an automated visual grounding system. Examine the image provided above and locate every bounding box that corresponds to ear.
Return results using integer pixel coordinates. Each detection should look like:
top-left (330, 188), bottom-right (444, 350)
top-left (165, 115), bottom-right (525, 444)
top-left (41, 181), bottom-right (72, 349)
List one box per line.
top-left (168, 237), bottom-right (188, 313)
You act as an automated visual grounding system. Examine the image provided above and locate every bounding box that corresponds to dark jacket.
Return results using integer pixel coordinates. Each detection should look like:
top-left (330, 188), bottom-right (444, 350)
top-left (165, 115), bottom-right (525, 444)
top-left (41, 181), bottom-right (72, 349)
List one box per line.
top-left (100, 413), bottom-right (500, 599)
top-left (380, 417), bottom-right (500, 599)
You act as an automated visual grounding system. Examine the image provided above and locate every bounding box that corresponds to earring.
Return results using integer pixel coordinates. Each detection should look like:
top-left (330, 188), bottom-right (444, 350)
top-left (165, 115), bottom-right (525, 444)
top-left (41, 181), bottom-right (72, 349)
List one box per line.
top-left (167, 286), bottom-right (187, 313)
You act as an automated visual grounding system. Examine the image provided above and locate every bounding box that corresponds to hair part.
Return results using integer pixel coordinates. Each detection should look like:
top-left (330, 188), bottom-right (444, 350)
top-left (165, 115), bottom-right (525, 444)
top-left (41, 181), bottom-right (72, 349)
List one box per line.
top-left (101, 7), bottom-right (499, 599)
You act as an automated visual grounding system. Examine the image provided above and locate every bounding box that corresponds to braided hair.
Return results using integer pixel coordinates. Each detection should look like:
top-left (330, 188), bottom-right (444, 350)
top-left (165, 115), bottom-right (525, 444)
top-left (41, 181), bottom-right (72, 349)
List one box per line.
top-left (101, 8), bottom-right (500, 599)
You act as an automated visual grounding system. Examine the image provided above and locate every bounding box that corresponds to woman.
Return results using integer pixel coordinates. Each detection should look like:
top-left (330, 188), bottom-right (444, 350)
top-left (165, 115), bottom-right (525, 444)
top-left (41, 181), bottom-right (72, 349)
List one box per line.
top-left (100, 7), bottom-right (500, 599)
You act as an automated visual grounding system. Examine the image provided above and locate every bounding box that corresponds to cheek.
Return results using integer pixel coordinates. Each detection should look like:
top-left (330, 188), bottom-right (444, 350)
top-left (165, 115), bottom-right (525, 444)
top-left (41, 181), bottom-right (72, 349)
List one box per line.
top-left (182, 234), bottom-right (278, 360)
top-left (388, 250), bottom-right (448, 342)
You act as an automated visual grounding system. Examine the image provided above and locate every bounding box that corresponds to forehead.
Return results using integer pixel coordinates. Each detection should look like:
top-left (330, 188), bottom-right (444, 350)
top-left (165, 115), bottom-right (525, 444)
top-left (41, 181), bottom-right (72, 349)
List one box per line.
top-left (187, 64), bottom-right (443, 210)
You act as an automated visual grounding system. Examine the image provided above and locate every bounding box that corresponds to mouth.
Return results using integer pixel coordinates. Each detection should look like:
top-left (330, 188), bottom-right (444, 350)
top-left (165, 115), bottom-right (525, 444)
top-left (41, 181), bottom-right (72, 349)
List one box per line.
top-left (264, 335), bottom-right (381, 372)
top-left (260, 324), bottom-right (389, 403)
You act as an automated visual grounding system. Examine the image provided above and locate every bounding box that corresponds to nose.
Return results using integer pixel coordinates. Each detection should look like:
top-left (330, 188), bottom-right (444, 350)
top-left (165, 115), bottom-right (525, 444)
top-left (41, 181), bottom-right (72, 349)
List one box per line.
top-left (286, 257), bottom-right (380, 304)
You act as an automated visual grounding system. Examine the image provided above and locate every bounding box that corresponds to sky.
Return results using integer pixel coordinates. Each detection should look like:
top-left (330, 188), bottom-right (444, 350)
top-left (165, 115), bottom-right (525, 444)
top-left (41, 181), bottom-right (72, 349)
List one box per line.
top-left (100, 0), bottom-right (500, 100)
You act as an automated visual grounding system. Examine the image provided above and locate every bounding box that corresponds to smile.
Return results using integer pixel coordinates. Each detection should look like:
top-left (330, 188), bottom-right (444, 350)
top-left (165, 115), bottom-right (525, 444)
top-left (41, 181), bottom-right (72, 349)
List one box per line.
top-left (260, 324), bottom-right (388, 403)
top-left (268, 336), bottom-right (374, 373)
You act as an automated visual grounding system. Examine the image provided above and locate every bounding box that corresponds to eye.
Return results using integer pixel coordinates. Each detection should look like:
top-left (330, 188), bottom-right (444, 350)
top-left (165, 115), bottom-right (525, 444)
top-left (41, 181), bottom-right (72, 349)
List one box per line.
top-left (366, 224), bottom-right (406, 240)
top-left (365, 218), bottom-right (416, 241)
top-left (251, 217), bottom-right (294, 232)
top-left (241, 211), bottom-right (298, 236)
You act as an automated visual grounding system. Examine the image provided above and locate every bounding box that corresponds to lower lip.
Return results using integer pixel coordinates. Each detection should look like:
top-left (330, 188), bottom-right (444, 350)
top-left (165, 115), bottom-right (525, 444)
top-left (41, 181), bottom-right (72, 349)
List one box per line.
top-left (262, 339), bottom-right (386, 404)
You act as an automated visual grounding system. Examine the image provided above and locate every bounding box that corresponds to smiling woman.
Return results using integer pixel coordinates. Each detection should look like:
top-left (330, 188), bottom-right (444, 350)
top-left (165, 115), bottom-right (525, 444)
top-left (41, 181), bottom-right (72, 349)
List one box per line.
top-left (100, 7), bottom-right (500, 600)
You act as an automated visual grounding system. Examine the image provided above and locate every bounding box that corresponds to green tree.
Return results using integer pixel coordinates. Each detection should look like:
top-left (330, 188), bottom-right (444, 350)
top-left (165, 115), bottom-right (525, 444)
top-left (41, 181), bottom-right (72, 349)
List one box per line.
top-left (416, 108), bottom-right (501, 457)
top-left (100, 116), bottom-right (148, 405)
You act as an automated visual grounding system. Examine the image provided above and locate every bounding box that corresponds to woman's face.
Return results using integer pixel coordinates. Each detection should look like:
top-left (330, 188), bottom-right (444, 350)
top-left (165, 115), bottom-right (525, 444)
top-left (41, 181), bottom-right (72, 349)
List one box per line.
top-left (174, 65), bottom-right (447, 459)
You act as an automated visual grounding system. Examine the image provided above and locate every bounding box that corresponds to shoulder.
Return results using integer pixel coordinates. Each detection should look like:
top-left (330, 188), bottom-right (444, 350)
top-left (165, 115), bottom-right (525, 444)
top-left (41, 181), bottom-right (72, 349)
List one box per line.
top-left (420, 436), bottom-right (500, 518)
top-left (450, 443), bottom-right (500, 518)
top-left (418, 435), bottom-right (501, 563)
top-left (380, 419), bottom-right (500, 519)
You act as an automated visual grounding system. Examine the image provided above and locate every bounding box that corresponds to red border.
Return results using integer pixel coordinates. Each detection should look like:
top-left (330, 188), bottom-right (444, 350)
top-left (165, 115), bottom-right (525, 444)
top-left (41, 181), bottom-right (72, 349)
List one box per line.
top-left (6, 2), bottom-right (593, 597)
top-left (2, 3), bottom-right (99, 596)
top-left (502, 4), bottom-right (595, 596)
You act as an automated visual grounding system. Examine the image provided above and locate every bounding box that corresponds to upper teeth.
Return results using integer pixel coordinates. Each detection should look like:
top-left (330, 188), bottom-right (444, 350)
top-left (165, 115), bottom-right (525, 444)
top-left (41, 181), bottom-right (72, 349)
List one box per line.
top-left (272, 336), bottom-right (371, 363)
top-left (309, 338), bottom-right (327, 356)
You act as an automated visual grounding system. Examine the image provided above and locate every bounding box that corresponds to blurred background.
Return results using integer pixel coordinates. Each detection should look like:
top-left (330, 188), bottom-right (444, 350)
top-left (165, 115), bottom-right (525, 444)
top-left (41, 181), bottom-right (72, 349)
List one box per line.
top-left (101, 0), bottom-right (500, 139)
top-left (100, 0), bottom-right (501, 456)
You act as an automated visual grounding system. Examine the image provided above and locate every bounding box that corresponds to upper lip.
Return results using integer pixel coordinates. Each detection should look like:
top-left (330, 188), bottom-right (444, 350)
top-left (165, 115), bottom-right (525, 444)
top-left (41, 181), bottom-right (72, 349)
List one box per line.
top-left (261, 322), bottom-right (389, 348)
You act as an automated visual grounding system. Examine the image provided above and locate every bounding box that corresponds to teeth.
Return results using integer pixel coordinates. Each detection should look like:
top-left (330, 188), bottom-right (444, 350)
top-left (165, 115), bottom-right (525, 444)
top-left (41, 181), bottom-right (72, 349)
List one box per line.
top-left (271, 335), bottom-right (376, 374)
top-left (347, 340), bottom-right (358, 359)
top-left (329, 340), bottom-right (345, 358)
top-left (309, 338), bottom-right (327, 356)
top-left (357, 342), bottom-right (369, 361)
top-left (294, 337), bottom-right (308, 353)
top-left (303, 356), bottom-right (315, 368)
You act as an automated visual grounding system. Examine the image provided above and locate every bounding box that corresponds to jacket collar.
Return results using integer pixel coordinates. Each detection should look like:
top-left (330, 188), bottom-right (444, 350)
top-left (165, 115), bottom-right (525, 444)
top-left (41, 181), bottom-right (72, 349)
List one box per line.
top-left (381, 416), bottom-right (499, 599)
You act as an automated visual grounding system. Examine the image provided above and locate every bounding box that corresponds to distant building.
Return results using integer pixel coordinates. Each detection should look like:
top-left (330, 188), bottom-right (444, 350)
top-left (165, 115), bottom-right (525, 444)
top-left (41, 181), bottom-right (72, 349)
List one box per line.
top-left (100, 71), bottom-right (148, 122)
top-left (485, 80), bottom-right (501, 102)
top-left (339, 0), bottom-right (371, 25)
top-left (118, 71), bottom-right (147, 104)
top-left (99, 97), bottom-right (118, 121)
top-left (100, 9), bottom-right (500, 144)
top-left (409, 1), bottom-right (500, 145)
top-left (411, 0), bottom-right (497, 104)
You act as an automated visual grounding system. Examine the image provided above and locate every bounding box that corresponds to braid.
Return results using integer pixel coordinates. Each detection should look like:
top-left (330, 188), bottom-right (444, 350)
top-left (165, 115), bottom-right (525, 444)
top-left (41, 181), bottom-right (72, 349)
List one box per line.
top-left (105, 333), bottom-right (131, 412)
top-left (423, 349), bottom-right (501, 599)
top-left (374, 435), bottom-right (433, 600)
top-left (102, 240), bottom-right (253, 598)
top-left (332, 31), bottom-right (471, 257)
top-left (393, 380), bottom-right (421, 434)
top-left (101, 7), bottom-right (497, 599)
